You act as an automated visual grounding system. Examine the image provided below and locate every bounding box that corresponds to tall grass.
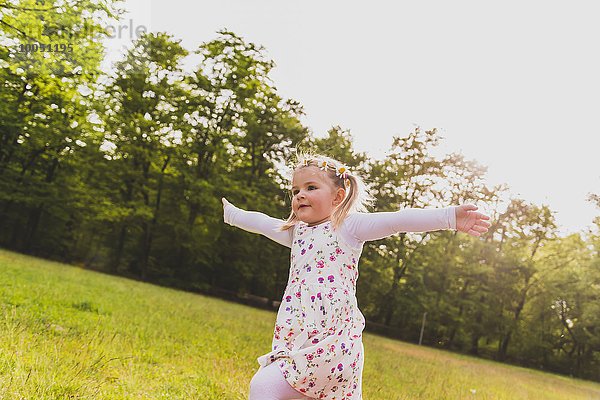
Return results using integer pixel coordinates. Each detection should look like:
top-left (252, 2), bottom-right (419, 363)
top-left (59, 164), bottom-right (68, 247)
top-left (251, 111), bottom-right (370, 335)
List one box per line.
top-left (1, 248), bottom-right (599, 399)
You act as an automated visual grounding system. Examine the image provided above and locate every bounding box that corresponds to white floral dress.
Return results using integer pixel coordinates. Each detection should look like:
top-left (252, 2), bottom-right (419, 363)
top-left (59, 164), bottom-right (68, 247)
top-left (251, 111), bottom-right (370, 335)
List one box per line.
top-left (223, 203), bottom-right (456, 399)
top-left (257, 220), bottom-right (365, 399)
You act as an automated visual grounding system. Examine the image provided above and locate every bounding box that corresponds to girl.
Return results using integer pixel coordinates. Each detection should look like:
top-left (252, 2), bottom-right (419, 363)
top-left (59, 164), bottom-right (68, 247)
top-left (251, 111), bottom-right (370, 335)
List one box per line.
top-left (222, 152), bottom-right (490, 400)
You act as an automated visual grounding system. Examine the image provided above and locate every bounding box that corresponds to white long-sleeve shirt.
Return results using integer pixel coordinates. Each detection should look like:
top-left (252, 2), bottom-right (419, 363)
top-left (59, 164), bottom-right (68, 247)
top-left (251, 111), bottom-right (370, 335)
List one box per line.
top-left (223, 203), bottom-right (456, 249)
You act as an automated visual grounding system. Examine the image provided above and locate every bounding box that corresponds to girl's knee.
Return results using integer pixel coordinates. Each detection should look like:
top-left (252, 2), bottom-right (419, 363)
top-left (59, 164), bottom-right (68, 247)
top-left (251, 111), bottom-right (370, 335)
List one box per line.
top-left (249, 363), bottom-right (311, 400)
top-left (249, 368), bottom-right (271, 400)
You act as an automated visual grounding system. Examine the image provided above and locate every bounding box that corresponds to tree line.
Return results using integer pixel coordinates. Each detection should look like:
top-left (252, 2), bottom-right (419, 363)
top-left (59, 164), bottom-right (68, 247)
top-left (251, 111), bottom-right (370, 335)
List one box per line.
top-left (2, 1), bottom-right (599, 381)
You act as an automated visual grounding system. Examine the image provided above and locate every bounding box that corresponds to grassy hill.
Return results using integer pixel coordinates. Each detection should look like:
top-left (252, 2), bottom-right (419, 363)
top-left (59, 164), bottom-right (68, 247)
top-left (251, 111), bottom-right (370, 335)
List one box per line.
top-left (1, 248), bottom-right (599, 399)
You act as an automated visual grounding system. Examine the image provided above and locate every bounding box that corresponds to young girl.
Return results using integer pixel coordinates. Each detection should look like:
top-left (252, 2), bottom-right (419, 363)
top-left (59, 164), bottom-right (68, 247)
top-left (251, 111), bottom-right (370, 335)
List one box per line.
top-left (222, 153), bottom-right (490, 400)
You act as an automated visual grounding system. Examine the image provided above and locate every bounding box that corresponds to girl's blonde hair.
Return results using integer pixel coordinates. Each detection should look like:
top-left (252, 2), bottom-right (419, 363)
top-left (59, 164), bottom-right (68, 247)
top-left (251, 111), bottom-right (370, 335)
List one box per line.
top-left (278, 151), bottom-right (376, 231)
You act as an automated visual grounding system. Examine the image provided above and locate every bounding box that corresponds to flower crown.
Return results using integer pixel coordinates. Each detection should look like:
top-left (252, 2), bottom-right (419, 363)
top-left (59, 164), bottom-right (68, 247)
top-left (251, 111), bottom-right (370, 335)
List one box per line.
top-left (299, 159), bottom-right (351, 188)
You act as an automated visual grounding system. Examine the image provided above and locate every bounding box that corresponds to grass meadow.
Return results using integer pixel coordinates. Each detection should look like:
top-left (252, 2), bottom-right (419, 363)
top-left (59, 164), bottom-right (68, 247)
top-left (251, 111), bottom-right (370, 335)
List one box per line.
top-left (1, 248), bottom-right (600, 399)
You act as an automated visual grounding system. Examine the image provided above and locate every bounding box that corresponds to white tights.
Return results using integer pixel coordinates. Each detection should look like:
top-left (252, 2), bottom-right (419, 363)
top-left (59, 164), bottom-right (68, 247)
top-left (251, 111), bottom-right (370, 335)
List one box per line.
top-left (249, 362), bottom-right (313, 400)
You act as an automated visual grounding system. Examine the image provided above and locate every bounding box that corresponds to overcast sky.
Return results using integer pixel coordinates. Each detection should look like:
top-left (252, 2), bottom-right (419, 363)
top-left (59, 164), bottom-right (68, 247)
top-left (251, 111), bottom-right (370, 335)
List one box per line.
top-left (104, 0), bottom-right (600, 235)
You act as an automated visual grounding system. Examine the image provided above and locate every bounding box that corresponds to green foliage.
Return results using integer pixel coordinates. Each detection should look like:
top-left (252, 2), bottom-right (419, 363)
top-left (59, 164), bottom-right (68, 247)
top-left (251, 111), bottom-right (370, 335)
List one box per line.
top-left (0, 0), bottom-right (121, 257)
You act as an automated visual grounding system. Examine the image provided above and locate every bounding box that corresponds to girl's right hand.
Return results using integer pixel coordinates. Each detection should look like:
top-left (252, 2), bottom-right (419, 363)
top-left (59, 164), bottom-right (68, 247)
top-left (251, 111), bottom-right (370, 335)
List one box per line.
top-left (221, 197), bottom-right (232, 224)
top-left (222, 197), bottom-right (231, 211)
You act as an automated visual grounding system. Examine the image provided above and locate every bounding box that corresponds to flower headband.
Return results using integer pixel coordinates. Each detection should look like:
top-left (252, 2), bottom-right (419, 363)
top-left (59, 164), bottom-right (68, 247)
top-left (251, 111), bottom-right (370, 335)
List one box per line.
top-left (298, 159), bottom-right (351, 188)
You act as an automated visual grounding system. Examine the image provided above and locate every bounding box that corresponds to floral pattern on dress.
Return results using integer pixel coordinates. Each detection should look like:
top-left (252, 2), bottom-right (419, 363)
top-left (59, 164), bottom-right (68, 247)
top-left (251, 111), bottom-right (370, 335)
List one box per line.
top-left (257, 220), bottom-right (366, 399)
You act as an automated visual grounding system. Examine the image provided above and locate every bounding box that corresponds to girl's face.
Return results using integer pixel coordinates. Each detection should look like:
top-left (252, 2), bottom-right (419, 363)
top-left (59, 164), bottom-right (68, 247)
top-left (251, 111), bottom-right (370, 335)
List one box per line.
top-left (291, 166), bottom-right (345, 226)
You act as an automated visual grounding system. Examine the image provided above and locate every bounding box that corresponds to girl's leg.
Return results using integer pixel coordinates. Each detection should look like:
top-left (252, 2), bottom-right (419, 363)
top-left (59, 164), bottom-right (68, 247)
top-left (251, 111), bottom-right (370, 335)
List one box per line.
top-left (249, 362), bottom-right (313, 400)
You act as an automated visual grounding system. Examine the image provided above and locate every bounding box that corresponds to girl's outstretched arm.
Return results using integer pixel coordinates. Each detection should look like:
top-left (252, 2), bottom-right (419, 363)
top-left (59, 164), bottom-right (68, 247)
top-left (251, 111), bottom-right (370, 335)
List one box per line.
top-left (344, 205), bottom-right (490, 243)
top-left (345, 207), bottom-right (458, 243)
top-left (222, 197), bottom-right (294, 248)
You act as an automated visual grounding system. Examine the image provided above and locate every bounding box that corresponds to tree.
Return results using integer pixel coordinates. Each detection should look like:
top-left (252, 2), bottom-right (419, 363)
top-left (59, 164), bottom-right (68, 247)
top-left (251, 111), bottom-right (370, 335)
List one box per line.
top-left (0, 0), bottom-right (121, 255)
top-left (180, 30), bottom-right (308, 297)
top-left (487, 199), bottom-right (558, 361)
top-left (98, 32), bottom-right (188, 278)
top-left (359, 127), bottom-right (445, 327)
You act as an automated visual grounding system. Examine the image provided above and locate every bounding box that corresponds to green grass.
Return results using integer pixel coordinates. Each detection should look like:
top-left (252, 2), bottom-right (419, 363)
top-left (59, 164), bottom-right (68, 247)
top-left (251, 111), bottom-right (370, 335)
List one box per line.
top-left (1, 249), bottom-right (599, 399)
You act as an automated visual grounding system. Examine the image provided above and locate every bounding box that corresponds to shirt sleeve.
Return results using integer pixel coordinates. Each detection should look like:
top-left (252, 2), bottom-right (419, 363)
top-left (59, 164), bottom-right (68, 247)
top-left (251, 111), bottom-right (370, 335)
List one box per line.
top-left (344, 207), bottom-right (457, 243)
top-left (223, 203), bottom-right (294, 248)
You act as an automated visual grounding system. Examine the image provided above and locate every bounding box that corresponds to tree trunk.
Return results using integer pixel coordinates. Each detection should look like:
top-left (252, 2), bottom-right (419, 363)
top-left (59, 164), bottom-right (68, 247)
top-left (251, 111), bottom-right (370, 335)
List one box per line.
top-left (381, 234), bottom-right (407, 326)
top-left (139, 155), bottom-right (170, 280)
top-left (470, 334), bottom-right (480, 355)
top-left (22, 157), bottom-right (58, 252)
top-left (498, 331), bottom-right (512, 362)
top-left (113, 225), bottom-right (127, 272)
top-left (497, 290), bottom-right (527, 361)
top-left (22, 204), bottom-right (43, 253)
top-left (113, 178), bottom-right (133, 273)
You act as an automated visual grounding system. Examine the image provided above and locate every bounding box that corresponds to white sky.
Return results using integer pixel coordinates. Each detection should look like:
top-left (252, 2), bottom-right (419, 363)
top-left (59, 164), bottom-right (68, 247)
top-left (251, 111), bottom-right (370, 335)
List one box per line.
top-left (103, 0), bottom-right (600, 235)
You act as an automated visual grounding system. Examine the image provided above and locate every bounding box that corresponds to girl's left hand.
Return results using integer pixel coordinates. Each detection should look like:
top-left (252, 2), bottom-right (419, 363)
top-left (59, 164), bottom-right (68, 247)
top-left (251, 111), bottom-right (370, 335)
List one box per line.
top-left (455, 205), bottom-right (491, 237)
